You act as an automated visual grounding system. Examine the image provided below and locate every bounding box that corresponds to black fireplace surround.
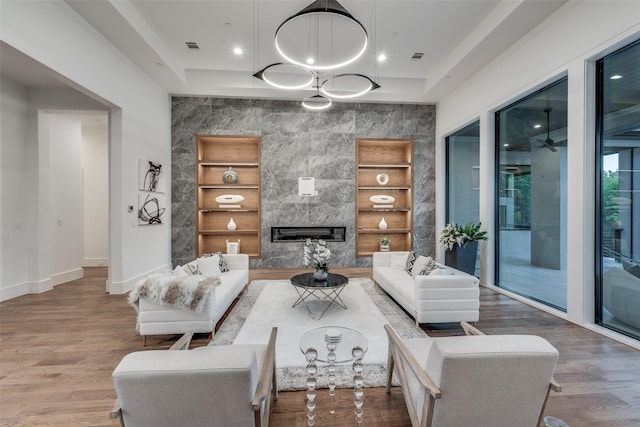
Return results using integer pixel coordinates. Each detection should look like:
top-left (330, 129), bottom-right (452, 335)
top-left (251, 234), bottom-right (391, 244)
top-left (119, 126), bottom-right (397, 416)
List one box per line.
top-left (271, 227), bottom-right (346, 242)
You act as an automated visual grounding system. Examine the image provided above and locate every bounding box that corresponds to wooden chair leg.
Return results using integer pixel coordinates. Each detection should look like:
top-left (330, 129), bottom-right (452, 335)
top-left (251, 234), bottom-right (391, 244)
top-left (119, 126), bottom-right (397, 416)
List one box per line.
top-left (142, 335), bottom-right (147, 346)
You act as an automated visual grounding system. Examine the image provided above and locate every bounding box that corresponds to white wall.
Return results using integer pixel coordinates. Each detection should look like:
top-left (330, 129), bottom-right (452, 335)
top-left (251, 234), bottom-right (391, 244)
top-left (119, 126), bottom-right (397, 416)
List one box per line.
top-left (0, 77), bottom-right (30, 300)
top-left (436, 1), bottom-right (640, 347)
top-left (82, 124), bottom-right (109, 267)
top-left (1, 1), bottom-right (172, 297)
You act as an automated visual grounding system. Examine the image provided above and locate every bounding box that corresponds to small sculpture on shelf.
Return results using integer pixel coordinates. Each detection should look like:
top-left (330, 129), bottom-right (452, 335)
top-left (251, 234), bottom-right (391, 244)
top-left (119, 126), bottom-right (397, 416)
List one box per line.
top-left (222, 167), bottom-right (238, 184)
top-left (376, 173), bottom-right (389, 185)
top-left (227, 218), bottom-right (237, 230)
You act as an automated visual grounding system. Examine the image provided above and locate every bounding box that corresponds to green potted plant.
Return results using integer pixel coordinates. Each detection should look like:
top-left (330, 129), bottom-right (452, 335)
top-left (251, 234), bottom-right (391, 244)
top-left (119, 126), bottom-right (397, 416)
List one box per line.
top-left (439, 222), bottom-right (487, 275)
top-left (379, 236), bottom-right (391, 252)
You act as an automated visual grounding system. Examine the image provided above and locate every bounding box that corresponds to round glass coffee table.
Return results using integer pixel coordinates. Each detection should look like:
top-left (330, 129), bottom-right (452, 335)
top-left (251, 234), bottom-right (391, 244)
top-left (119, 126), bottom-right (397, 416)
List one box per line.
top-left (299, 326), bottom-right (368, 425)
top-left (290, 272), bottom-right (349, 320)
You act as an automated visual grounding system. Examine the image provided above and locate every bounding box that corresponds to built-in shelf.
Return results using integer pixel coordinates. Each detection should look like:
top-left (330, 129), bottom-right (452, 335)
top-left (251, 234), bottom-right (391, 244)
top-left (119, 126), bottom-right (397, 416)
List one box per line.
top-left (196, 135), bottom-right (261, 258)
top-left (356, 138), bottom-right (413, 256)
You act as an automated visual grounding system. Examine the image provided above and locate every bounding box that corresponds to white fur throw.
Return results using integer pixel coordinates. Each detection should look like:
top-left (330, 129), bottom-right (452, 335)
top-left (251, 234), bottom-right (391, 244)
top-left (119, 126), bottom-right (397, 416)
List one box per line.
top-left (128, 275), bottom-right (221, 313)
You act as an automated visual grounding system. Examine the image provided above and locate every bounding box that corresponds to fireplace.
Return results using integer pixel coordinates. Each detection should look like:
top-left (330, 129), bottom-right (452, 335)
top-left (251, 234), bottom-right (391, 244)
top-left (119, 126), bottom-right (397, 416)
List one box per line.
top-left (271, 227), bottom-right (346, 242)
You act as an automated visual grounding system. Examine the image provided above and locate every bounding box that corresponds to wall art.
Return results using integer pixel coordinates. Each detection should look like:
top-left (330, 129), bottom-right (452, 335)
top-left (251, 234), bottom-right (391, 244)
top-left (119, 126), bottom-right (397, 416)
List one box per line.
top-left (138, 158), bottom-right (165, 193)
top-left (138, 193), bottom-right (166, 225)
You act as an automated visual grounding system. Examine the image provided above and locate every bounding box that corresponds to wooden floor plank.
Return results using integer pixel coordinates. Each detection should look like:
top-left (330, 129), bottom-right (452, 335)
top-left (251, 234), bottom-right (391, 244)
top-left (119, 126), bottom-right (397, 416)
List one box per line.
top-left (1, 267), bottom-right (639, 426)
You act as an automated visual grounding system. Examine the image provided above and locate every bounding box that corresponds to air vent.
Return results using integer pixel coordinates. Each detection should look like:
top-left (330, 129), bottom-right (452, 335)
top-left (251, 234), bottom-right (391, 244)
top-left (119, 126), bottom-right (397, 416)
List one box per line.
top-left (186, 42), bottom-right (200, 50)
top-left (411, 52), bottom-right (424, 60)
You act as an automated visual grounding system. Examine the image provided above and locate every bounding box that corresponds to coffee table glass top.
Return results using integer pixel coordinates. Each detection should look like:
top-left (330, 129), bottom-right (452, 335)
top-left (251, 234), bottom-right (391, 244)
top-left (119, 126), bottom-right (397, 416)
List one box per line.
top-left (299, 326), bottom-right (368, 363)
top-left (290, 272), bottom-right (348, 288)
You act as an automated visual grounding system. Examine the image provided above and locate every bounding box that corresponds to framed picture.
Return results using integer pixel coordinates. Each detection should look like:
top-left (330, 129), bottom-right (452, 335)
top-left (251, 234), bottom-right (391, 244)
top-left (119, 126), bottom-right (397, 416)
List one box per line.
top-left (138, 193), bottom-right (166, 225)
top-left (138, 158), bottom-right (165, 193)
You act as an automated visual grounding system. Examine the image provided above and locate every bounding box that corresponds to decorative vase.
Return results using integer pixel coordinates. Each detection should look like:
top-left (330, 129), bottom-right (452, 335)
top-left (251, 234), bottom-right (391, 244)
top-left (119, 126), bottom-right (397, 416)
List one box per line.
top-left (378, 217), bottom-right (388, 230)
top-left (445, 241), bottom-right (479, 275)
top-left (313, 270), bottom-right (328, 281)
top-left (227, 218), bottom-right (237, 230)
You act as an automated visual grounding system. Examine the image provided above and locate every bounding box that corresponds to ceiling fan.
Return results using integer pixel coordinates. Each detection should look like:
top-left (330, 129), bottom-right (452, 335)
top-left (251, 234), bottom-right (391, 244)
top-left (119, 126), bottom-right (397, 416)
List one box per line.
top-left (536, 107), bottom-right (567, 152)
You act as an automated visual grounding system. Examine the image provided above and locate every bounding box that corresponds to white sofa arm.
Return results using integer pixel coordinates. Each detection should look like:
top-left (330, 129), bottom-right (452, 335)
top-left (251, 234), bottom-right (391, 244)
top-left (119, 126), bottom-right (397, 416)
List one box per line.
top-left (373, 251), bottom-right (410, 268)
top-left (223, 254), bottom-right (249, 271)
top-left (415, 273), bottom-right (479, 290)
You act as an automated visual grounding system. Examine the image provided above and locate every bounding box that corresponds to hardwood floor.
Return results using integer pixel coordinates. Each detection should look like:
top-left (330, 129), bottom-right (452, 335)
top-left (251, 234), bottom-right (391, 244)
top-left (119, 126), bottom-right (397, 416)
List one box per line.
top-left (1, 267), bottom-right (639, 426)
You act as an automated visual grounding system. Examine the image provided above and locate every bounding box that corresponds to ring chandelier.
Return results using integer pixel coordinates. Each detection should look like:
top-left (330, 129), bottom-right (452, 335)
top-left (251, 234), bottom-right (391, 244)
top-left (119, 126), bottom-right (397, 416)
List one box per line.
top-left (253, 0), bottom-right (381, 110)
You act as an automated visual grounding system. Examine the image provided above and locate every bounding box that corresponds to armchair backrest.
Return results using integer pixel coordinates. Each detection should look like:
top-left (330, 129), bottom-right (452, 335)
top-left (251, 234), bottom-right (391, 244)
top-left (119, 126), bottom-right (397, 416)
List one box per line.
top-left (384, 324), bottom-right (559, 427)
top-left (112, 328), bottom-right (277, 427)
top-left (427, 335), bottom-right (559, 427)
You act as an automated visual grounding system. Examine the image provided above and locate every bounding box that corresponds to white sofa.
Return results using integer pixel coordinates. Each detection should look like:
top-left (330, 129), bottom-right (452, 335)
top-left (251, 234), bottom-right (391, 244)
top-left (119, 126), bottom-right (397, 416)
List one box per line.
top-left (135, 253), bottom-right (249, 342)
top-left (372, 251), bottom-right (480, 326)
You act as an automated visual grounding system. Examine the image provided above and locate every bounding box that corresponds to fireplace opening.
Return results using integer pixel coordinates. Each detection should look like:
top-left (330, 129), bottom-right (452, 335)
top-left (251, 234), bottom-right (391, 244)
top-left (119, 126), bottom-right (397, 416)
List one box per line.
top-left (271, 227), bottom-right (346, 242)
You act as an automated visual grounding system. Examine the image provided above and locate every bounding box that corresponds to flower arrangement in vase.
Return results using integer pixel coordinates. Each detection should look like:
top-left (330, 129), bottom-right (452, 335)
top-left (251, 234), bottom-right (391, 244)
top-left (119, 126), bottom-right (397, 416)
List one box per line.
top-left (302, 238), bottom-right (331, 280)
top-left (439, 222), bottom-right (487, 275)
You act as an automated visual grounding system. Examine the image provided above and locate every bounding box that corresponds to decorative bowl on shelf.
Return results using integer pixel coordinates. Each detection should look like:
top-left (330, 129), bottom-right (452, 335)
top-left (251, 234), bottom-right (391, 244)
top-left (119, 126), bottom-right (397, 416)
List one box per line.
top-left (215, 194), bottom-right (245, 204)
top-left (369, 195), bottom-right (395, 204)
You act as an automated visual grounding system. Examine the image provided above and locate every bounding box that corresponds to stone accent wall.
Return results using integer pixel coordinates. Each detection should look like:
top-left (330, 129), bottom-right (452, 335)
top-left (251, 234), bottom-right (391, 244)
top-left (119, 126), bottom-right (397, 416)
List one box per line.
top-left (171, 97), bottom-right (436, 268)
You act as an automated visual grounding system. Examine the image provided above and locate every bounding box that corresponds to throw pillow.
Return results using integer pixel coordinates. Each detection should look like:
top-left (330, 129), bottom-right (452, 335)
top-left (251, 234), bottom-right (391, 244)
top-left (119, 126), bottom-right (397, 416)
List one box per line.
top-left (411, 256), bottom-right (432, 278)
top-left (405, 251), bottom-right (419, 275)
top-left (173, 265), bottom-right (188, 277)
top-left (203, 251), bottom-right (229, 273)
top-left (183, 260), bottom-right (198, 275)
top-left (197, 255), bottom-right (222, 278)
top-left (390, 253), bottom-right (409, 269)
top-left (418, 258), bottom-right (440, 275)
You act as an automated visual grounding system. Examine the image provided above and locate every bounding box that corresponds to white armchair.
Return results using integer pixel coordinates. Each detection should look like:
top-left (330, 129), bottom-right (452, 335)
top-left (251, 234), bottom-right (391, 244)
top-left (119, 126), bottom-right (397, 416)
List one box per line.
top-left (111, 327), bottom-right (278, 427)
top-left (385, 323), bottom-right (561, 427)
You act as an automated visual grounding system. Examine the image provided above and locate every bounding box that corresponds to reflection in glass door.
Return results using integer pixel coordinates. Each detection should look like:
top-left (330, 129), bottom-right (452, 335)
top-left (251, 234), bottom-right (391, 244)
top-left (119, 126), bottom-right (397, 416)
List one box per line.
top-left (596, 40), bottom-right (640, 340)
top-left (445, 121), bottom-right (480, 276)
top-left (495, 78), bottom-right (568, 311)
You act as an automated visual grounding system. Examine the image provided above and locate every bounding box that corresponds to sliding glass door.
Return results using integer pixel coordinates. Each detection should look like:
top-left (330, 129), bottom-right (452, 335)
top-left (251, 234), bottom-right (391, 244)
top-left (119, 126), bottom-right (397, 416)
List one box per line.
top-left (495, 78), bottom-right (568, 310)
top-left (445, 121), bottom-right (480, 276)
top-left (596, 40), bottom-right (640, 340)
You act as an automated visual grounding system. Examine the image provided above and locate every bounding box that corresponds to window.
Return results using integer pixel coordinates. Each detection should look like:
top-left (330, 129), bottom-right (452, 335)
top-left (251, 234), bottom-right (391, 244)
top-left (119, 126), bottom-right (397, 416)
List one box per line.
top-left (596, 39), bottom-right (640, 340)
top-left (445, 121), bottom-right (480, 275)
top-left (495, 78), bottom-right (568, 310)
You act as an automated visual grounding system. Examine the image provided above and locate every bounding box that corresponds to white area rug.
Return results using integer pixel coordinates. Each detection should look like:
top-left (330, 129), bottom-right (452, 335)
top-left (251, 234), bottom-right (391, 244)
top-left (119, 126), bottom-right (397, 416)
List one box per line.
top-left (211, 278), bottom-right (427, 390)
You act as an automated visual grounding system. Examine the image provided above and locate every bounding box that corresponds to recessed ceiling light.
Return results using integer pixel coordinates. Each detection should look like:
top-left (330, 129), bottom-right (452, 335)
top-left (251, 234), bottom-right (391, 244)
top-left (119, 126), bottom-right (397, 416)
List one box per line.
top-left (233, 47), bottom-right (243, 55)
top-left (306, 57), bottom-right (315, 65)
top-left (377, 53), bottom-right (386, 62)
top-left (534, 124), bottom-right (542, 129)
top-left (504, 143), bottom-right (509, 147)
top-left (610, 74), bottom-right (623, 80)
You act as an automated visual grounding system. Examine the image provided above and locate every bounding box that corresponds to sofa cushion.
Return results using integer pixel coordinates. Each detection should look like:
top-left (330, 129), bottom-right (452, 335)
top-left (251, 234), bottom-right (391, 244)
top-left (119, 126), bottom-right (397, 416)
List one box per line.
top-left (198, 255), bottom-right (222, 278)
top-left (405, 251), bottom-right (419, 275)
top-left (203, 251), bottom-right (230, 273)
top-left (173, 266), bottom-right (188, 277)
top-left (183, 260), bottom-right (198, 275)
top-left (412, 256), bottom-right (437, 277)
top-left (390, 253), bottom-right (409, 269)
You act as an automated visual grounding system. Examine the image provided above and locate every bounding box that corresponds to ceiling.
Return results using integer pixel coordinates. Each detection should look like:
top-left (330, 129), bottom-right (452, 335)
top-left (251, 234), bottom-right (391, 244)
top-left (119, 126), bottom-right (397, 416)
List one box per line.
top-left (14, 0), bottom-right (564, 105)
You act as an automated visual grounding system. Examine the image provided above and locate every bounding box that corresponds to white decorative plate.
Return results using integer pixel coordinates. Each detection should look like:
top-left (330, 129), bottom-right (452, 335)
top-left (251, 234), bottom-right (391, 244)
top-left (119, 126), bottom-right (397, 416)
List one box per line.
top-left (369, 195), bottom-right (395, 204)
top-left (215, 194), bottom-right (245, 204)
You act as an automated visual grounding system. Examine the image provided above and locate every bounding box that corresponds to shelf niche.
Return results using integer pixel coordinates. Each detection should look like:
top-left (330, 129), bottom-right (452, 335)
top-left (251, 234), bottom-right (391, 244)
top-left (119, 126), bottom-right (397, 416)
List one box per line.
top-left (356, 138), bottom-right (413, 257)
top-left (196, 135), bottom-right (261, 258)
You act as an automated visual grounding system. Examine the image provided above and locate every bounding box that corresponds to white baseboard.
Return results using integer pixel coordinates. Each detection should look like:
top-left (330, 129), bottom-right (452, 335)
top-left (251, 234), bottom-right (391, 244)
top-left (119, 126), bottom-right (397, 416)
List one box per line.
top-left (108, 263), bottom-right (172, 294)
top-left (51, 268), bottom-right (84, 287)
top-left (82, 258), bottom-right (108, 267)
top-left (0, 278), bottom-right (52, 302)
